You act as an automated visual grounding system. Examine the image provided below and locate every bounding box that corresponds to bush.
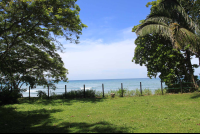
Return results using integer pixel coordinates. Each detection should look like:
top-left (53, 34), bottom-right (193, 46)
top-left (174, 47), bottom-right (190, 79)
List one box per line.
top-left (36, 90), bottom-right (47, 99)
top-left (117, 88), bottom-right (127, 97)
top-left (143, 88), bottom-right (152, 95)
top-left (62, 89), bottom-right (96, 99)
top-left (197, 88), bottom-right (200, 92)
top-left (154, 88), bottom-right (166, 95)
top-left (107, 90), bottom-right (119, 97)
top-left (135, 88), bottom-right (142, 96)
top-left (95, 91), bottom-right (102, 97)
top-left (0, 89), bottom-right (22, 105)
top-left (126, 90), bottom-right (135, 97)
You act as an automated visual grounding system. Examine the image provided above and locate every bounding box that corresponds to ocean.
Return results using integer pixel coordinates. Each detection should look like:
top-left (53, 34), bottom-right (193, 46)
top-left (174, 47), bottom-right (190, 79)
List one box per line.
top-left (21, 78), bottom-right (168, 97)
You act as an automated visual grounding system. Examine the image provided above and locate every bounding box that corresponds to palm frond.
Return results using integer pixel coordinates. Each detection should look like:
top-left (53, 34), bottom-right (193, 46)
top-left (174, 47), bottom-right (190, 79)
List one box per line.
top-left (136, 23), bottom-right (174, 42)
top-left (150, 0), bottom-right (200, 34)
top-left (136, 21), bottom-right (169, 35)
top-left (145, 16), bottom-right (173, 25)
top-left (135, 0), bottom-right (200, 55)
top-left (177, 28), bottom-right (200, 52)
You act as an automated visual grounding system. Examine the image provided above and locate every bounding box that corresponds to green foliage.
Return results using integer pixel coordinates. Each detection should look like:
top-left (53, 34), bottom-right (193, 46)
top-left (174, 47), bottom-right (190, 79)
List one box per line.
top-left (85, 90), bottom-right (96, 98)
top-left (117, 88), bottom-right (127, 97)
top-left (154, 88), bottom-right (166, 95)
top-left (132, 0), bottom-right (200, 93)
top-left (107, 89), bottom-right (120, 97)
top-left (132, 34), bottom-right (188, 84)
top-left (180, 0), bottom-right (200, 26)
top-left (135, 88), bottom-right (142, 96)
top-left (95, 91), bottom-right (102, 97)
top-left (125, 90), bottom-right (136, 97)
top-left (143, 88), bottom-right (153, 95)
top-left (0, 89), bottom-right (22, 105)
top-left (105, 88), bottom-right (153, 97)
top-left (35, 89), bottom-right (97, 99)
top-left (64, 90), bottom-right (96, 99)
top-left (36, 90), bottom-right (47, 99)
top-left (166, 80), bottom-right (200, 93)
top-left (0, 0), bottom-right (87, 102)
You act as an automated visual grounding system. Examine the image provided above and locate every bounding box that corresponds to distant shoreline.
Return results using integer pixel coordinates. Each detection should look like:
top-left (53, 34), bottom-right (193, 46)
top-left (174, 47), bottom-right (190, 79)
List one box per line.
top-left (67, 76), bottom-right (200, 81)
top-left (68, 77), bottom-right (153, 81)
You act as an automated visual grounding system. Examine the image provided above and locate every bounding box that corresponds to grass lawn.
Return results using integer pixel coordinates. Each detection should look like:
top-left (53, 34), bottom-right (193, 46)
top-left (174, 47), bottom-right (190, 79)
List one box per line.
top-left (0, 93), bottom-right (200, 133)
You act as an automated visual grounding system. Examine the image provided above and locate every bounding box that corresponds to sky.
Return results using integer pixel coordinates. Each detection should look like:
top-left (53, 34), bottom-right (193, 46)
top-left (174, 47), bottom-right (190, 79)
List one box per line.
top-left (58, 0), bottom-right (200, 80)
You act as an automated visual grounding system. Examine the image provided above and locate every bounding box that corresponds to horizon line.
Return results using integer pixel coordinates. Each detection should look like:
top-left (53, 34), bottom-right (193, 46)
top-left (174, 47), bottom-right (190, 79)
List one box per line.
top-left (67, 77), bottom-right (152, 81)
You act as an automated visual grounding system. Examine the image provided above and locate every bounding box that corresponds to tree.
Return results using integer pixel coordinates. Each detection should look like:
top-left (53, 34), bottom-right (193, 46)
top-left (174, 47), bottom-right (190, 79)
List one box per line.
top-left (136, 0), bottom-right (200, 52)
top-left (132, 33), bottom-right (199, 93)
top-left (0, 0), bottom-right (87, 61)
top-left (0, 0), bottom-right (87, 93)
top-left (1, 44), bottom-right (68, 91)
top-left (179, 0), bottom-right (200, 26)
top-left (132, 0), bottom-right (200, 91)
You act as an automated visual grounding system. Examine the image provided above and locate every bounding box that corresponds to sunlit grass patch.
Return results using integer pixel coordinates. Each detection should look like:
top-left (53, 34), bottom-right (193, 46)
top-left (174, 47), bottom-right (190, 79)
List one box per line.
top-left (1, 93), bottom-right (200, 133)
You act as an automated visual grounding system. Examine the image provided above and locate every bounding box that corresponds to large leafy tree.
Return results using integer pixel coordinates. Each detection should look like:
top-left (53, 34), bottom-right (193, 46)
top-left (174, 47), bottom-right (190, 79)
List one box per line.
top-left (132, 33), bottom-right (199, 93)
top-left (0, 0), bottom-right (87, 61)
top-left (1, 44), bottom-right (68, 91)
top-left (132, 0), bottom-right (200, 91)
top-left (0, 0), bottom-right (87, 92)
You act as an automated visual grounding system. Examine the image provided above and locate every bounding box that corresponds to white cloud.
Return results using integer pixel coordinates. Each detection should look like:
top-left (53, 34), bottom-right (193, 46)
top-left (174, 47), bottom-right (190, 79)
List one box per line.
top-left (191, 57), bottom-right (200, 76)
top-left (120, 26), bottom-right (137, 40)
top-left (59, 36), bottom-right (147, 80)
top-left (58, 26), bottom-right (200, 80)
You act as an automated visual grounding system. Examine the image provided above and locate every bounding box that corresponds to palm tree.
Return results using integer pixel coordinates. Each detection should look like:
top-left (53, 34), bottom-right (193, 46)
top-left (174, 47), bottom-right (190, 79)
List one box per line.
top-left (135, 0), bottom-right (200, 89)
top-left (136, 0), bottom-right (200, 52)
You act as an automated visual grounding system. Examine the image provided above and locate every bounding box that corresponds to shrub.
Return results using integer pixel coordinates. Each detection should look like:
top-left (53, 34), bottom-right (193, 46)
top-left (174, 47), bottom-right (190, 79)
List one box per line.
top-left (36, 90), bottom-right (47, 99)
top-left (63, 89), bottom-right (96, 99)
top-left (154, 88), bottom-right (166, 95)
top-left (0, 89), bottom-right (22, 105)
top-left (49, 92), bottom-right (63, 99)
top-left (107, 90), bottom-right (119, 97)
top-left (95, 91), bottom-right (102, 97)
top-left (135, 88), bottom-right (142, 96)
top-left (117, 88), bottom-right (127, 97)
top-left (85, 89), bottom-right (96, 98)
top-left (125, 90), bottom-right (135, 97)
top-left (143, 88), bottom-right (152, 96)
top-left (154, 89), bottom-right (161, 95)
top-left (35, 89), bottom-right (97, 99)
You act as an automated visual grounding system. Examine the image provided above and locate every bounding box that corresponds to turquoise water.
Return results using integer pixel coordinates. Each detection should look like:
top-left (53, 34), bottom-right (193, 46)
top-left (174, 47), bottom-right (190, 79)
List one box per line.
top-left (22, 78), bottom-right (168, 97)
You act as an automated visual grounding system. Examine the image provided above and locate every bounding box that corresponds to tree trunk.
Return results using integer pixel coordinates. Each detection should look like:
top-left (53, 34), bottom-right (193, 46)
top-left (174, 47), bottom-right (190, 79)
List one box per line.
top-left (185, 50), bottom-right (199, 90)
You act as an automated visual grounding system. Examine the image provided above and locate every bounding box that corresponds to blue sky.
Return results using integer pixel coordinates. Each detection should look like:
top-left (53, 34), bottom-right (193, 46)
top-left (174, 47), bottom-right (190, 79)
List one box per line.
top-left (58, 0), bottom-right (200, 80)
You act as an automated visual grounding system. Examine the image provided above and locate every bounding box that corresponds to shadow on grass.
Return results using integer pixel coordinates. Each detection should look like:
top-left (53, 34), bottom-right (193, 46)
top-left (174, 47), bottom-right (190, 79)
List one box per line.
top-left (17, 97), bottom-right (108, 106)
top-left (190, 92), bottom-right (200, 99)
top-left (0, 106), bottom-right (129, 133)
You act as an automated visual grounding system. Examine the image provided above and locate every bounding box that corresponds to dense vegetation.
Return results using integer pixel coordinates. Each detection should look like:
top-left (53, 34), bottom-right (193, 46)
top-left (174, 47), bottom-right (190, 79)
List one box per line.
top-left (0, 0), bottom-right (200, 133)
top-left (1, 0), bottom-right (200, 104)
top-left (132, 0), bottom-right (200, 93)
top-left (0, 0), bottom-right (87, 104)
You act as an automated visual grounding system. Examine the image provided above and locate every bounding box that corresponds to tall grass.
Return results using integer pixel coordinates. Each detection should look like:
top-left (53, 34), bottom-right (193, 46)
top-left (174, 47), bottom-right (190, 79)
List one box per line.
top-left (143, 88), bottom-right (152, 95)
top-left (36, 88), bottom-right (168, 99)
top-left (105, 88), bottom-right (152, 97)
top-left (154, 88), bottom-right (167, 95)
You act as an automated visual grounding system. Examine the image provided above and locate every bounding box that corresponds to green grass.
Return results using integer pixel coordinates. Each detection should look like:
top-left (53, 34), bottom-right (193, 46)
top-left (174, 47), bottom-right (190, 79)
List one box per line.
top-left (1, 92), bottom-right (200, 133)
